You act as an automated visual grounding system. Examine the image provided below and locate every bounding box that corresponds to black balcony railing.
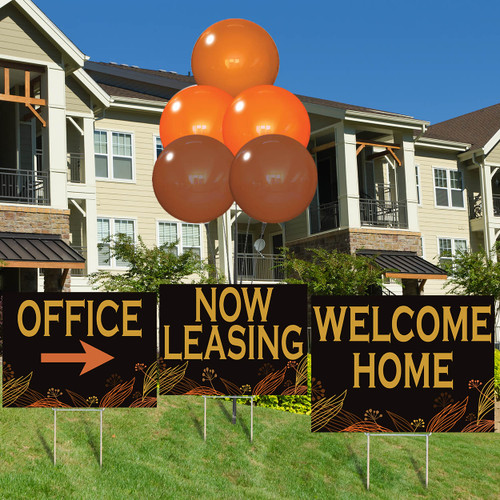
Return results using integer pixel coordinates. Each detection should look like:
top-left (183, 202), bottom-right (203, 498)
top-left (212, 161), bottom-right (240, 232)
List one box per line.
top-left (0, 167), bottom-right (49, 205)
top-left (70, 246), bottom-right (87, 276)
top-left (360, 199), bottom-right (408, 229)
top-left (309, 201), bottom-right (340, 234)
top-left (468, 194), bottom-right (500, 219)
top-left (236, 253), bottom-right (284, 282)
top-left (67, 152), bottom-right (85, 183)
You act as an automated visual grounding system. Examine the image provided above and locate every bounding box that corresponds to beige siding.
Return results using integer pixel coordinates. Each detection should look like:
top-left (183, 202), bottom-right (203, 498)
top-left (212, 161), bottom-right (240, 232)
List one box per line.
top-left (486, 140), bottom-right (500, 164)
top-left (95, 109), bottom-right (208, 258)
top-left (66, 76), bottom-right (92, 114)
top-left (285, 211), bottom-right (308, 242)
top-left (415, 148), bottom-right (471, 295)
top-left (0, 4), bottom-right (61, 64)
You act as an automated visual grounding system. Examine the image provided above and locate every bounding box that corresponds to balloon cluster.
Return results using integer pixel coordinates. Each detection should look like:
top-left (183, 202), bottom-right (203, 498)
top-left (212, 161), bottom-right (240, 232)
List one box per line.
top-left (152, 19), bottom-right (318, 224)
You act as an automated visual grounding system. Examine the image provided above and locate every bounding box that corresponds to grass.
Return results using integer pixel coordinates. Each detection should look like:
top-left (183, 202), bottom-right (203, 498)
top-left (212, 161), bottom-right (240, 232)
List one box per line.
top-left (0, 396), bottom-right (498, 499)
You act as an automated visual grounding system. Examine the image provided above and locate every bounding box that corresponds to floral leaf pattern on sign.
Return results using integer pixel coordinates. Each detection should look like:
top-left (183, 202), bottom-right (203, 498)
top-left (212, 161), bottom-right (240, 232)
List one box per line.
top-left (2, 372), bottom-right (32, 407)
top-left (386, 411), bottom-right (413, 433)
top-left (186, 386), bottom-right (223, 396)
top-left (220, 378), bottom-right (242, 396)
top-left (66, 389), bottom-right (90, 407)
top-left (142, 361), bottom-right (159, 398)
top-left (253, 367), bottom-right (287, 395)
top-left (461, 420), bottom-right (495, 433)
top-left (477, 378), bottom-right (495, 423)
top-left (130, 396), bottom-right (157, 408)
top-left (159, 361), bottom-right (188, 394)
top-left (311, 390), bottom-right (347, 432)
top-left (29, 397), bottom-right (71, 408)
top-left (100, 378), bottom-right (135, 407)
top-left (426, 397), bottom-right (468, 433)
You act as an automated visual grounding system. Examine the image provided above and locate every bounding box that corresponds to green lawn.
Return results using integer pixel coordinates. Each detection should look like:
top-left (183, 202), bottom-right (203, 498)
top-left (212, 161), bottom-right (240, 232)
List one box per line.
top-left (0, 397), bottom-right (498, 499)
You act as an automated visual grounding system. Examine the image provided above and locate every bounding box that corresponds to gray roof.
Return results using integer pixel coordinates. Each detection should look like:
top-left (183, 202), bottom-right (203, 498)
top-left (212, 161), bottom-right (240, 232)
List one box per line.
top-left (0, 232), bottom-right (85, 267)
top-left (423, 102), bottom-right (500, 150)
top-left (357, 249), bottom-right (447, 278)
top-left (87, 61), bottom-right (415, 119)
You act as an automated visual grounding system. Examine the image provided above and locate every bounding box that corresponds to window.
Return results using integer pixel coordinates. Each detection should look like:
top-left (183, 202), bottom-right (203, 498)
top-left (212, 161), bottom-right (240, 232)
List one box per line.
top-left (97, 217), bottom-right (136, 267)
top-left (158, 221), bottom-right (201, 258)
top-left (155, 136), bottom-right (163, 160)
top-left (438, 238), bottom-right (467, 267)
top-left (415, 165), bottom-right (421, 204)
top-left (433, 168), bottom-right (464, 208)
top-left (94, 130), bottom-right (134, 180)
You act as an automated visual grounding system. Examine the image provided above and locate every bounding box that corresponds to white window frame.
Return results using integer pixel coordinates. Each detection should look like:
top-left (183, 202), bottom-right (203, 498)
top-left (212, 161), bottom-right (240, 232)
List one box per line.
top-left (432, 167), bottom-right (465, 210)
top-left (157, 220), bottom-right (203, 259)
top-left (415, 165), bottom-right (422, 205)
top-left (97, 217), bottom-right (137, 269)
top-left (437, 237), bottom-right (467, 268)
top-left (94, 129), bottom-right (135, 182)
top-left (154, 135), bottom-right (163, 161)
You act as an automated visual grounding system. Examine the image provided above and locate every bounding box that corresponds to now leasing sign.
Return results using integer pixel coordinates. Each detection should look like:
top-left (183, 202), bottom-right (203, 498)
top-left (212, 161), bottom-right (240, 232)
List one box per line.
top-left (311, 296), bottom-right (495, 433)
top-left (159, 284), bottom-right (307, 396)
top-left (2, 293), bottom-right (157, 408)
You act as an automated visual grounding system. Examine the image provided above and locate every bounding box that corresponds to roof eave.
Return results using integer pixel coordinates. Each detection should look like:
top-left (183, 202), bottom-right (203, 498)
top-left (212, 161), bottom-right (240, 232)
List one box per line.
top-left (84, 61), bottom-right (191, 91)
top-left (416, 137), bottom-right (470, 152)
top-left (72, 68), bottom-right (111, 108)
top-left (345, 109), bottom-right (429, 131)
top-left (109, 96), bottom-right (166, 113)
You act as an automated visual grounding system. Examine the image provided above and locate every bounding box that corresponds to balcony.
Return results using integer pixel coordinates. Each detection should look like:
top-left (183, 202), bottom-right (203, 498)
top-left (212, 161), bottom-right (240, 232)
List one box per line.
top-left (469, 194), bottom-right (500, 219)
top-left (309, 201), bottom-right (340, 234)
top-left (360, 199), bottom-right (408, 229)
top-left (0, 167), bottom-right (49, 205)
top-left (236, 253), bottom-right (284, 282)
top-left (67, 152), bottom-right (85, 183)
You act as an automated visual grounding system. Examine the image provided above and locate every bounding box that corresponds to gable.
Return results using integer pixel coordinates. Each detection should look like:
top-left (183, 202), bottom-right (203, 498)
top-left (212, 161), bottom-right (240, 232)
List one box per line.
top-left (486, 139), bottom-right (500, 164)
top-left (0, 3), bottom-right (61, 65)
top-left (66, 75), bottom-right (92, 114)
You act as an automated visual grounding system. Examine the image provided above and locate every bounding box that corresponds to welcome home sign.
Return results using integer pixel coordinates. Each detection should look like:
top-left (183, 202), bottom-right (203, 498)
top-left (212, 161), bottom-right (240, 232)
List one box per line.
top-left (311, 296), bottom-right (495, 433)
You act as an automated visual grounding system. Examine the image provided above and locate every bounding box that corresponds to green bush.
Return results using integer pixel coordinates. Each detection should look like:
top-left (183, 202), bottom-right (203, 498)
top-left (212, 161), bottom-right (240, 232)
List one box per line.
top-left (239, 355), bottom-right (312, 414)
top-left (495, 349), bottom-right (500, 401)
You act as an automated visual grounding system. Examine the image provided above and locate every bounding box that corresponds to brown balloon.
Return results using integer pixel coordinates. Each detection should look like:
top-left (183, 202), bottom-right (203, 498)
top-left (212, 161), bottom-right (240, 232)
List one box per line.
top-left (153, 135), bottom-right (234, 223)
top-left (230, 135), bottom-right (318, 223)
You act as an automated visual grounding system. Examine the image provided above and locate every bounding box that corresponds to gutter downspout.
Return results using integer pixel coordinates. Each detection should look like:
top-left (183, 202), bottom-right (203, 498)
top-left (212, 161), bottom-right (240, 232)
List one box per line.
top-left (474, 153), bottom-right (490, 257)
top-left (414, 123), bottom-right (428, 143)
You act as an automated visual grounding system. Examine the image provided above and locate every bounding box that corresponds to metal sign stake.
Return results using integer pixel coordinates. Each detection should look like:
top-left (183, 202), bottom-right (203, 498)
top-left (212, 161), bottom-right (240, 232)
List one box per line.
top-left (365, 433), bottom-right (431, 490)
top-left (203, 395), bottom-right (254, 442)
top-left (53, 408), bottom-right (105, 467)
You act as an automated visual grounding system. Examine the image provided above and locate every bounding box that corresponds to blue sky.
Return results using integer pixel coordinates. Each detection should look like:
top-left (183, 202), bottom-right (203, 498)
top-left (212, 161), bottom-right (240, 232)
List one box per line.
top-left (37, 0), bottom-right (500, 124)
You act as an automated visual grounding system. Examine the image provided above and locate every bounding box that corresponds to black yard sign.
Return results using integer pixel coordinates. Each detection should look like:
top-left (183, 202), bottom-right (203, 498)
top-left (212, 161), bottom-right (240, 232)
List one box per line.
top-left (159, 284), bottom-right (307, 396)
top-left (311, 296), bottom-right (495, 433)
top-left (2, 293), bottom-right (157, 408)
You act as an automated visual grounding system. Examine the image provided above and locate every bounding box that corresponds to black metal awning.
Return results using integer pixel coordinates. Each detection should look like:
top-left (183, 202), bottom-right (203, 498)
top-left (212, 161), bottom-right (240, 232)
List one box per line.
top-left (356, 250), bottom-right (447, 280)
top-left (0, 232), bottom-right (85, 269)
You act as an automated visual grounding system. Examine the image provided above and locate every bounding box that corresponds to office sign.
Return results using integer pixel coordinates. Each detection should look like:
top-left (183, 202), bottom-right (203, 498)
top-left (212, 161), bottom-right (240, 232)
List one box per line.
top-left (311, 296), bottom-right (495, 433)
top-left (2, 293), bottom-right (157, 408)
top-left (159, 284), bottom-right (307, 395)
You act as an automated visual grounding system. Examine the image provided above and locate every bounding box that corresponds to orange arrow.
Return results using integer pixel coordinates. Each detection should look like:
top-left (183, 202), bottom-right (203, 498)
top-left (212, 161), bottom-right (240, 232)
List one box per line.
top-left (41, 341), bottom-right (114, 375)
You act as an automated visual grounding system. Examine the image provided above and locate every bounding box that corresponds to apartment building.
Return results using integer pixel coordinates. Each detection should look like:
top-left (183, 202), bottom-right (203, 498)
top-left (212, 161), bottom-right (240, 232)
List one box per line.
top-left (0, 0), bottom-right (499, 315)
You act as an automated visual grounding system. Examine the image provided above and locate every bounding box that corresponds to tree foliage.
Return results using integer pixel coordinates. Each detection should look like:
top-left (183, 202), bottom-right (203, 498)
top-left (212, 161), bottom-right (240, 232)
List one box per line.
top-left (443, 245), bottom-right (500, 299)
top-left (89, 234), bottom-right (221, 294)
top-left (279, 247), bottom-right (383, 295)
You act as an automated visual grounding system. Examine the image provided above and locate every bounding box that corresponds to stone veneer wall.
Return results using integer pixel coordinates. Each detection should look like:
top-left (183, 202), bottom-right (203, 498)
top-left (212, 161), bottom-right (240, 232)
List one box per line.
top-left (287, 227), bottom-right (422, 258)
top-left (0, 205), bottom-right (71, 291)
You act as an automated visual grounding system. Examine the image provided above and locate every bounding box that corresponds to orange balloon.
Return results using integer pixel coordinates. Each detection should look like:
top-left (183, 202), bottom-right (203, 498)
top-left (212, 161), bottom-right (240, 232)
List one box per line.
top-left (153, 135), bottom-right (234, 223)
top-left (159, 85), bottom-right (232, 147)
top-left (223, 85), bottom-right (310, 155)
top-left (191, 19), bottom-right (279, 97)
top-left (230, 135), bottom-right (317, 223)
